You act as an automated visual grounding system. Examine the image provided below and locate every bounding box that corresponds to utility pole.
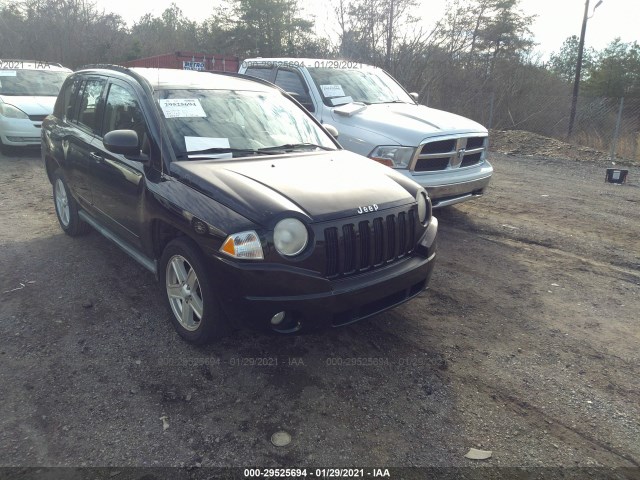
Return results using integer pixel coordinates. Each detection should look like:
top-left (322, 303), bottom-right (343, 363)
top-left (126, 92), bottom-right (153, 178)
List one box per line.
top-left (386, 0), bottom-right (394, 72)
top-left (568, 0), bottom-right (603, 137)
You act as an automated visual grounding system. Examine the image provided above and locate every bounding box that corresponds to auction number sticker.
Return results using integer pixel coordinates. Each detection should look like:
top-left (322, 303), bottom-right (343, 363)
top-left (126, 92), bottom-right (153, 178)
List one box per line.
top-left (159, 99), bottom-right (207, 118)
top-left (320, 84), bottom-right (346, 98)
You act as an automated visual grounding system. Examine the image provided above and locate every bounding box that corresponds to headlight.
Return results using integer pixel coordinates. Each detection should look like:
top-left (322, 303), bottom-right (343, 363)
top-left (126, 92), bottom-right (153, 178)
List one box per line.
top-left (369, 145), bottom-right (416, 168)
top-left (416, 191), bottom-right (430, 224)
top-left (0, 103), bottom-right (29, 119)
top-left (274, 218), bottom-right (308, 257)
top-left (220, 230), bottom-right (263, 259)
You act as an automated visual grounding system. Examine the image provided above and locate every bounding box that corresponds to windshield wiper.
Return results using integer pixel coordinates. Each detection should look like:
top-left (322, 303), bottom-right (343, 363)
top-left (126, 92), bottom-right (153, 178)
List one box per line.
top-left (258, 143), bottom-right (335, 152)
top-left (368, 99), bottom-right (410, 105)
top-left (174, 147), bottom-right (282, 159)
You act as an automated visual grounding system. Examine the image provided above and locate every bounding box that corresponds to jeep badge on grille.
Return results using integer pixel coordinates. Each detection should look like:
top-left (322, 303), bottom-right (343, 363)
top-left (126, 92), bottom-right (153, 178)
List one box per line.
top-left (357, 204), bottom-right (379, 214)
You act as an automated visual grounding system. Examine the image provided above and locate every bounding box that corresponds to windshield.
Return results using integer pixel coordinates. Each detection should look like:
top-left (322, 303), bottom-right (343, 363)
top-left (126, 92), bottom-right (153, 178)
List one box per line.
top-left (307, 67), bottom-right (414, 106)
top-left (0, 70), bottom-right (69, 96)
top-left (158, 89), bottom-right (337, 159)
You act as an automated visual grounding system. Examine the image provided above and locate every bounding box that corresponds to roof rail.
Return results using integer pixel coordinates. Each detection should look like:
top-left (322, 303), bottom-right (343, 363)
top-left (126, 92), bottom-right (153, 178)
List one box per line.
top-left (77, 63), bottom-right (132, 74)
top-left (75, 64), bottom-right (153, 95)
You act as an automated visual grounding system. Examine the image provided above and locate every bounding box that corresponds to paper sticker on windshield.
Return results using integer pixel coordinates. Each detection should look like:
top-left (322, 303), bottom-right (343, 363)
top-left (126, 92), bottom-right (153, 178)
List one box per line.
top-left (185, 136), bottom-right (232, 159)
top-left (159, 99), bottom-right (206, 118)
top-left (320, 84), bottom-right (346, 98)
top-left (0, 71), bottom-right (17, 77)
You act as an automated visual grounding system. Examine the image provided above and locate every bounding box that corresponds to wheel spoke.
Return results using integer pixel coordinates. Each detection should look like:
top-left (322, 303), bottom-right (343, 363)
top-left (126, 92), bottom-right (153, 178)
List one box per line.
top-left (166, 283), bottom-right (183, 299)
top-left (190, 293), bottom-right (204, 319)
top-left (181, 299), bottom-right (192, 325)
top-left (170, 257), bottom-right (188, 284)
top-left (186, 267), bottom-right (198, 290)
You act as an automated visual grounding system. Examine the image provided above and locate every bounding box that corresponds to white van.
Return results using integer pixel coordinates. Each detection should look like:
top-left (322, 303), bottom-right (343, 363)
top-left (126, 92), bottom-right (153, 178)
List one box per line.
top-left (239, 58), bottom-right (493, 208)
top-left (0, 60), bottom-right (71, 153)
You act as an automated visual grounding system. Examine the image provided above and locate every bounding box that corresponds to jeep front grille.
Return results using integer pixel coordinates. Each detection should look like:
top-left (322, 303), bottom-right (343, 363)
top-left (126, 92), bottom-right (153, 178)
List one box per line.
top-left (324, 208), bottom-right (417, 278)
top-left (412, 136), bottom-right (486, 172)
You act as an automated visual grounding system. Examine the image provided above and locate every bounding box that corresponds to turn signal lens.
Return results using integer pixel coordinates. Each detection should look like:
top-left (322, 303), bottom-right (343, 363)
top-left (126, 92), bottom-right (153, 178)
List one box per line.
top-left (220, 231), bottom-right (264, 259)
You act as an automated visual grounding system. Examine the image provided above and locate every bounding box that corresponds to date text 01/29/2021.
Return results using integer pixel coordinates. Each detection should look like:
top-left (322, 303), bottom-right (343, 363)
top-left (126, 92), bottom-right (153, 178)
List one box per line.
top-left (243, 468), bottom-right (391, 478)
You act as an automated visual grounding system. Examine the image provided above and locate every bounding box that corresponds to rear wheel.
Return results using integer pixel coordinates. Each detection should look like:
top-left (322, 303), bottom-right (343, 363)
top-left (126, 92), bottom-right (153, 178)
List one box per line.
top-left (159, 237), bottom-right (229, 344)
top-left (52, 172), bottom-right (90, 236)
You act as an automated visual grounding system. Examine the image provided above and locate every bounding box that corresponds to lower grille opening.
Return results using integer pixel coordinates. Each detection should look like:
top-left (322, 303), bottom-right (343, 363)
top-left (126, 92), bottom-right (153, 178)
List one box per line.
top-left (331, 280), bottom-right (426, 327)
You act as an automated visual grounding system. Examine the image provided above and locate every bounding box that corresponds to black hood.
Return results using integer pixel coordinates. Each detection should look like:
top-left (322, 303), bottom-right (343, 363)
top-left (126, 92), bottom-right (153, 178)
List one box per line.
top-left (170, 150), bottom-right (418, 226)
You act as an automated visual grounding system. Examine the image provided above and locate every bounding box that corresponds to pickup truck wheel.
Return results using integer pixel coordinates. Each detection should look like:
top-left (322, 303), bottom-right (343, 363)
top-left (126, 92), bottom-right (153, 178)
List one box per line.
top-left (160, 238), bottom-right (228, 344)
top-left (52, 172), bottom-right (90, 236)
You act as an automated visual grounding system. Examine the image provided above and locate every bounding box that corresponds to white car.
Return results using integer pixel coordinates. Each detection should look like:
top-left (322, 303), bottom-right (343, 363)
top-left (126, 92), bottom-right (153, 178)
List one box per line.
top-left (0, 60), bottom-right (71, 153)
top-left (239, 58), bottom-right (493, 208)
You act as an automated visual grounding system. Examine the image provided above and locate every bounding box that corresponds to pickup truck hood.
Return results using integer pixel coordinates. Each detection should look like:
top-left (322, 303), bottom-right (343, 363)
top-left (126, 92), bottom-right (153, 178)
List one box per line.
top-left (331, 102), bottom-right (487, 146)
top-left (170, 150), bottom-right (417, 226)
top-left (0, 95), bottom-right (57, 115)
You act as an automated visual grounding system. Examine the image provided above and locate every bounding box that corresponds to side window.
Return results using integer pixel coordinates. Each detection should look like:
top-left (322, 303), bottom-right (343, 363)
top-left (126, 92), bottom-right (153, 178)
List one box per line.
top-left (103, 83), bottom-right (147, 150)
top-left (245, 67), bottom-right (274, 82)
top-left (76, 78), bottom-right (107, 134)
top-left (274, 69), bottom-right (307, 97)
top-left (53, 77), bottom-right (82, 120)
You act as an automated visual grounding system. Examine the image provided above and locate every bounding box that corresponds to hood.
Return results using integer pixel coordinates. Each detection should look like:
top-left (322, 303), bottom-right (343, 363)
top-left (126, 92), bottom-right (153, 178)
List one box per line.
top-left (170, 150), bottom-right (418, 226)
top-left (0, 95), bottom-right (57, 115)
top-left (331, 102), bottom-right (487, 145)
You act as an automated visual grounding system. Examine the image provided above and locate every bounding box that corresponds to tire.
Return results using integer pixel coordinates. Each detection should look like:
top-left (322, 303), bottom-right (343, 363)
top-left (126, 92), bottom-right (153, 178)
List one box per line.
top-left (0, 137), bottom-right (11, 156)
top-left (52, 172), bottom-right (91, 236)
top-left (159, 237), bottom-right (229, 344)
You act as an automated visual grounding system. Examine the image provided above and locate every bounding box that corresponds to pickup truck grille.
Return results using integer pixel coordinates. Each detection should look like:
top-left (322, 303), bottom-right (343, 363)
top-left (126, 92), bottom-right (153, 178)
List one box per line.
top-left (324, 208), bottom-right (417, 278)
top-left (413, 136), bottom-right (487, 172)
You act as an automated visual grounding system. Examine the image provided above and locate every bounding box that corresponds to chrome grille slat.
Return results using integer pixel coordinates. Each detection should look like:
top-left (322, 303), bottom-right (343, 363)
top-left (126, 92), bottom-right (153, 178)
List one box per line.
top-left (411, 135), bottom-right (487, 172)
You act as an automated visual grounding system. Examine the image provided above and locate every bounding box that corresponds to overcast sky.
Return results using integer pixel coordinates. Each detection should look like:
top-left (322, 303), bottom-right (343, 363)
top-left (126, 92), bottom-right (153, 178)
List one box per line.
top-left (95, 0), bottom-right (640, 60)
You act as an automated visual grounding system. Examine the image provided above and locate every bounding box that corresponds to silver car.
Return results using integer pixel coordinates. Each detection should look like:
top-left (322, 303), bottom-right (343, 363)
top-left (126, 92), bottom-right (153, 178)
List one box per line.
top-left (239, 58), bottom-right (492, 208)
top-left (0, 60), bottom-right (71, 153)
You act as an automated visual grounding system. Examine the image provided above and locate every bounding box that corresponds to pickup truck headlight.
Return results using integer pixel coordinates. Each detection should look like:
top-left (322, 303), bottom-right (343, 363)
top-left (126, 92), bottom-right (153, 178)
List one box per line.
top-left (369, 145), bottom-right (416, 168)
top-left (220, 231), bottom-right (264, 259)
top-left (274, 218), bottom-right (308, 257)
top-left (0, 103), bottom-right (29, 119)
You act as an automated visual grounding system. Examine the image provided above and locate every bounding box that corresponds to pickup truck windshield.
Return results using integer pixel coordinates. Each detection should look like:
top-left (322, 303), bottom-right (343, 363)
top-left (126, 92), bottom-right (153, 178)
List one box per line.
top-left (0, 70), bottom-right (69, 96)
top-left (307, 67), bottom-right (414, 106)
top-left (158, 89), bottom-right (336, 158)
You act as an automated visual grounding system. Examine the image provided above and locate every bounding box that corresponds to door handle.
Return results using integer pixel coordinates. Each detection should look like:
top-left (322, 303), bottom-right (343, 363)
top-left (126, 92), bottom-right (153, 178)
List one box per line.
top-left (89, 152), bottom-right (104, 163)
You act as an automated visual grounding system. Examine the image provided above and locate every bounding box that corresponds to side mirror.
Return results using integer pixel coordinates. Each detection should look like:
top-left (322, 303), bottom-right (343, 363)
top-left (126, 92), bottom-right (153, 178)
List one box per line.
top-left (324, 124), bottom-right (339, 139)
top-left (409, 92), bottom-right (419, 101)
top-left (104, 130), bottom-right (141, 157)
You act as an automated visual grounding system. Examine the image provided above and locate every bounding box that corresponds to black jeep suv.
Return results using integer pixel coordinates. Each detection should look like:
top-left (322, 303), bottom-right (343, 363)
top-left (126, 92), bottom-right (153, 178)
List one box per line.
top-left (41, 66), bottom-right (437, 343)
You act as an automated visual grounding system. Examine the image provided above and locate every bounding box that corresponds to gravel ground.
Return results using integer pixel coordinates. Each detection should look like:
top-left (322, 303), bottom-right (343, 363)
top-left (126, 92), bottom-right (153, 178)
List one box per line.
top-left (0, 147), bottom-right (639, 476)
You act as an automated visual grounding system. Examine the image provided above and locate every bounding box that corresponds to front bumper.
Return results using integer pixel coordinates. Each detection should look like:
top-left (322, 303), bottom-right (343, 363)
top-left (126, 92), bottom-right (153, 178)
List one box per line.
top-left (0, 117), bottom-right (43, 147)
top-left (399, 161), bottom-right (493, 208)
top-left (210, 217), bottom-right (438, 333)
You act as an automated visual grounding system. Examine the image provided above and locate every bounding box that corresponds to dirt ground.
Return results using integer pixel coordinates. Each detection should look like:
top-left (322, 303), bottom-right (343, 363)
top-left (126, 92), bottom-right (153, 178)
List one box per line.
top-left (0, 137), bottom-right (639, 476)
